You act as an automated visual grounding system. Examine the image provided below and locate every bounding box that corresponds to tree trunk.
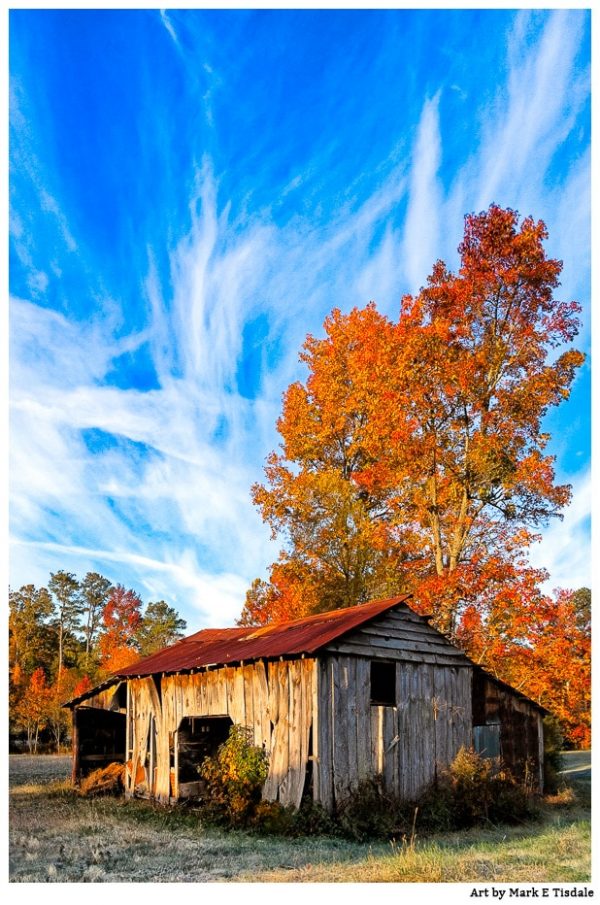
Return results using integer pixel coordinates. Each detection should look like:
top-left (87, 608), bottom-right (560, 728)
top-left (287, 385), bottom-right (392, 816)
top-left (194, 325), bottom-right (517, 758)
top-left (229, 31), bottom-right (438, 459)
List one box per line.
top-left (428, 472), bottom-right (444, 576)
top-left (448, 487), bottom-right (470, 572)
top-left (58, 620), bottom-right (64, 676)
top-left (85, 607), bottom-right (92, 659)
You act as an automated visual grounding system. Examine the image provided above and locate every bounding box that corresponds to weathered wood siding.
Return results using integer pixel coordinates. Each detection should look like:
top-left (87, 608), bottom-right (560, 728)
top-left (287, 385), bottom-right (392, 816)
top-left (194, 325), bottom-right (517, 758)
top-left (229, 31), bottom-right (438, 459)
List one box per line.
top-left (124, 659), bottom-right (315, 808)
top-left (316, 654), bottom-right (472, 804)
top-left (325, 607), bottom-right (472, 666)
top-left (319, 609), bottom-right (473, 804)
top-left (72, 606), bottom-right (544, 810)
top-left (472, 669), bottom-right (544, 789)
top-left (81, 683), bottom-right (124, 711)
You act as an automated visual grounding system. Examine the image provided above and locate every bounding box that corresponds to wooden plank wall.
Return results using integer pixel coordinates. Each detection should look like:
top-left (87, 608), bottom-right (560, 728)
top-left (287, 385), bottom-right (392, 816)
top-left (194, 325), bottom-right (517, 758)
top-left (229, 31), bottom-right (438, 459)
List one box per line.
top-left (472, 670), bottom-right (544, 789)
top-left (326, 608), bottom-right (472, 666)
top-left (317, 654), bottom-right (473, 806)
top-left (82, 684), bottom-right (123, 711)
top-left (124, 659), bottom-right (314, 808)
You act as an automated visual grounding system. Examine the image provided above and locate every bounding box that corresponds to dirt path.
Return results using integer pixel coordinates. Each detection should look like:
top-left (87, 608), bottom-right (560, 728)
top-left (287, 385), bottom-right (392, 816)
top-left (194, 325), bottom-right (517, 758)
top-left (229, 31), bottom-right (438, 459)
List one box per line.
top-left (560, 750), bottom-right (591, 780)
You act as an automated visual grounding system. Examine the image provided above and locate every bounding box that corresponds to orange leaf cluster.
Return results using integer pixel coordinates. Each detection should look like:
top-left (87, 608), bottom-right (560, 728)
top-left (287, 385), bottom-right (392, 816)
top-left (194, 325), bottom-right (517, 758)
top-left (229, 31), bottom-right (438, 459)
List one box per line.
top-left (98, 584), bottom-right (143, 675)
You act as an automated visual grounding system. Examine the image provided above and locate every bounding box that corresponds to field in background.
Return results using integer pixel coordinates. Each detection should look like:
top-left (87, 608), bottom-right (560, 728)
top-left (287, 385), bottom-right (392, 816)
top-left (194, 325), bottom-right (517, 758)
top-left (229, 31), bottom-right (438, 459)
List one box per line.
top-left (9, 754), bottom-right (591, 883)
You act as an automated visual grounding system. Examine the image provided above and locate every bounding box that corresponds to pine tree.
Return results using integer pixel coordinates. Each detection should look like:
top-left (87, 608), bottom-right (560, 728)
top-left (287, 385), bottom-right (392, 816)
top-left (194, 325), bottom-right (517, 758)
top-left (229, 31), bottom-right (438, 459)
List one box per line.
top-left (135, 600), bottom-right (187, 656)
top-left (48, 570), bottom-right (83, 674)
top-left (79, 572), bottom-right (113, 666)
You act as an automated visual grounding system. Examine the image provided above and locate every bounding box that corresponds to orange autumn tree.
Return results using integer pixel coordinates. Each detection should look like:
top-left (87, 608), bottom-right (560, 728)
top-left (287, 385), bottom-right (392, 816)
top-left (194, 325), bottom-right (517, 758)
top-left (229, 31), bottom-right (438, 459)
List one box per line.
top-left (243, 205), bottom-right (584, 637)
top-left (246, 303), bottom-right (417, 623)
top-left (98, 584), bottom-right (143, 675)
top-left (14, 667), bottom-right (52, 754)
top-left (381, 206), bottom-right (583, 631)
top-left (47, 668), bottom-right (81, 752)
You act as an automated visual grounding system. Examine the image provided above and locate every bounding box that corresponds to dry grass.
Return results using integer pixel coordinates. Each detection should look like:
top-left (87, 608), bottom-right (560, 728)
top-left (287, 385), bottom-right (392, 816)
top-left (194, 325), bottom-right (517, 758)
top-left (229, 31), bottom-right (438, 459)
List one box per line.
top-left (79, 762), bottom-right (125, 797)
top-left (253, 820), bottom-right (591, 883)
top-left (9, 754), bottom-right (591, 883)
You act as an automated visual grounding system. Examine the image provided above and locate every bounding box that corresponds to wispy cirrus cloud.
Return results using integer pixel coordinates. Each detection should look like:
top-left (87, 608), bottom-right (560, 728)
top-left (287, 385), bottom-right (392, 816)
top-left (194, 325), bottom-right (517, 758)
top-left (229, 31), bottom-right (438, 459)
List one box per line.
top-left (9, 9), bottom-right (590, 627)
top-left (474, 8), bottom-right (587, 213)
top-left (159, 9), bottom-right (178, 47)
top-left (9, 139), bottom-right (418, 624)
top-left (402, 93), bottom-right (442, 294)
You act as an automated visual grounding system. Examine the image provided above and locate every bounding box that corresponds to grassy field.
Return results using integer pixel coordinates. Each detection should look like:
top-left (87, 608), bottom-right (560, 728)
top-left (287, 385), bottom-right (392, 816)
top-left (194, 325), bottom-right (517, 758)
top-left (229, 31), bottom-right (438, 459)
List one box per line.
top-left (9, 754), bottom-right (591, 883)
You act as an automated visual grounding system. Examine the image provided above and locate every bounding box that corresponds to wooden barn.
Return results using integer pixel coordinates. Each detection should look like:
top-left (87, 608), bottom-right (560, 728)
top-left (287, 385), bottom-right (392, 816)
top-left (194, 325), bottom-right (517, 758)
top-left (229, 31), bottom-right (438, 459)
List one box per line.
top-left (64, 595), bottom-right (546, 811)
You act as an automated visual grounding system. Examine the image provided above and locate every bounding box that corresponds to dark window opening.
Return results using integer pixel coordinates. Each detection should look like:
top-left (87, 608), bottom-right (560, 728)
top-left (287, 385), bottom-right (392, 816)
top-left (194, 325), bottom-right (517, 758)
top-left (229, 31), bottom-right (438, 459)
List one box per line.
top-left (473, 724), bottom-right (501, 759)
top-left (116, 682), bottom-right (127, 710)
top-left (177, 715), bottom-right (233, 786)
top-left (370, 660), bottom-right (396, 706)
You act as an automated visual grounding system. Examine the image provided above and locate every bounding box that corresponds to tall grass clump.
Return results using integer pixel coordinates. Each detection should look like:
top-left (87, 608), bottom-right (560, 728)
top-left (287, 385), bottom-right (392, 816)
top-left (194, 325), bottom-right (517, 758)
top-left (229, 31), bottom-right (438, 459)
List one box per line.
top-left (418, 747), bottom-right (539, 830)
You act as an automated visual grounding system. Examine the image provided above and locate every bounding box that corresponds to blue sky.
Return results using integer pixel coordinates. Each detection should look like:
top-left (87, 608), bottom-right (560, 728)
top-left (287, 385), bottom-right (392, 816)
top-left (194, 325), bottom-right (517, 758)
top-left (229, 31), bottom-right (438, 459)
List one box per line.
top-left (9, 9), bottom-right (591, 631)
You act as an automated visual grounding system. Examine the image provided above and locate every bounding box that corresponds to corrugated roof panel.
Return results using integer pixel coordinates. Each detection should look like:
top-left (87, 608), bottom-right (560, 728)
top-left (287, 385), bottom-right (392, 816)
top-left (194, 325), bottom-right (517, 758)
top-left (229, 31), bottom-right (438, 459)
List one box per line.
top-left (113, 593), bottom-right (414, 677)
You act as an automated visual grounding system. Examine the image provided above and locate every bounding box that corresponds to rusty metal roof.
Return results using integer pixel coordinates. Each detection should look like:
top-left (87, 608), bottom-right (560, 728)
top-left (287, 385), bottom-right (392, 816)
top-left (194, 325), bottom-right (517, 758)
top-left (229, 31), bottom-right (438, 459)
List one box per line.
top-left (113, 593), bottom-right (414, 678)
top-left (63, 595), bottom-right (415, 707)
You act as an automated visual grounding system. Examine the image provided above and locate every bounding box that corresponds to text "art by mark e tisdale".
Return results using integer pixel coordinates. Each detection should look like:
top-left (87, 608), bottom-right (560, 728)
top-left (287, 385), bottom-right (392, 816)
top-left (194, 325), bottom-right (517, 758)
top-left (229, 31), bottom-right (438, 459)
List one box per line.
top-left (470, 888), bottom-right (594, 899)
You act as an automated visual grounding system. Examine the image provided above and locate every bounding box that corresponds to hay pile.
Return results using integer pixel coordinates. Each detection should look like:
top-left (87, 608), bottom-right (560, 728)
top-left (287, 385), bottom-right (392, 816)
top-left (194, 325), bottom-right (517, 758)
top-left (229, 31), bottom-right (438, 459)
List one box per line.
top-left (79, 762), bottom-right (125, 797)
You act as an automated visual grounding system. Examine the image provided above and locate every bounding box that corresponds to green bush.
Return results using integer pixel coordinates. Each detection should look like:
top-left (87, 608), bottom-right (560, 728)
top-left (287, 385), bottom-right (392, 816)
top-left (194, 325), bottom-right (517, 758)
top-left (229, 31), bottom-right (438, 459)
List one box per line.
top-left (291, 797), bottom-right (338, 836)
top-left (248, 795), bottom-right (339, 837)
top-left (488, 771), bottom-right (539, 824)
top-left (335, 779), bottom-right (399, 840)
top-left (313, 751), bottom-right (538, 842)
top-left (197, 735), bottom-right (537, 837)
top-left (445, 746), bottom-right (496, 826)
top-left (412, 781), bottom-right (455, 832)
top-left (543, 716), bottom-right (564, 794)
top-left (198, 725), bottom-right (269, 827)
top-left (249, 799), bottom-right (296, 835)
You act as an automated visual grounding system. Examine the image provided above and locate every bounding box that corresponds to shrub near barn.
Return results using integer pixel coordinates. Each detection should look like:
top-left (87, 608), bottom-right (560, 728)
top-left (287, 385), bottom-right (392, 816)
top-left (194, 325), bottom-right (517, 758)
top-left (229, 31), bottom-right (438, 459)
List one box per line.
top-left (199, 726), bottom-right (269, 827)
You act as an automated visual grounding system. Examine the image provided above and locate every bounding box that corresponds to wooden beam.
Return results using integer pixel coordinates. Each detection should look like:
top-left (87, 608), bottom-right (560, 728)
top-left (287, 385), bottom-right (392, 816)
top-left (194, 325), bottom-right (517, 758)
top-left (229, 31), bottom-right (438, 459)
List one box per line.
top-left (71, 708), bottom-right (79, 785)
top-left (359, 623), bottom-right (460, 646)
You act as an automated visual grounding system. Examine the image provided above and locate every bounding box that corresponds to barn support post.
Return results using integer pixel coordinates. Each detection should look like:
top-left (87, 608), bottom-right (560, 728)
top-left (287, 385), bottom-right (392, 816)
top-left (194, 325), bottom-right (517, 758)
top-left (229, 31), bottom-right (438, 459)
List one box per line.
top-left (71, 707), bottom-right (79, 785)
top-left (537, 712), bottom-right (545, 793)
top-left (125, 681), bottom-right (132, 797)
top-left (311, 657), bottom-right (320, 803)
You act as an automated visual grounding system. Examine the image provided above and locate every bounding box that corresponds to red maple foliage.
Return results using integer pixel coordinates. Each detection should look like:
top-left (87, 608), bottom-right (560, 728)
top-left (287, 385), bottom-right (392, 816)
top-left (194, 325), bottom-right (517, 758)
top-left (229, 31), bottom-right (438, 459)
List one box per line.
top-left (98, 584), bottom-right (143, 675)
top-left (72, 674), bottom-right (94, 699)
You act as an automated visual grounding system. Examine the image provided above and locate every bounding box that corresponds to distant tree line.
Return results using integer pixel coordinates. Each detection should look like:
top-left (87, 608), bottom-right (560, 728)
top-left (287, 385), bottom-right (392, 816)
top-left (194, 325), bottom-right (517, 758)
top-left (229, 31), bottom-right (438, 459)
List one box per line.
top-left (9, 571), bottom-right (187, 753)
